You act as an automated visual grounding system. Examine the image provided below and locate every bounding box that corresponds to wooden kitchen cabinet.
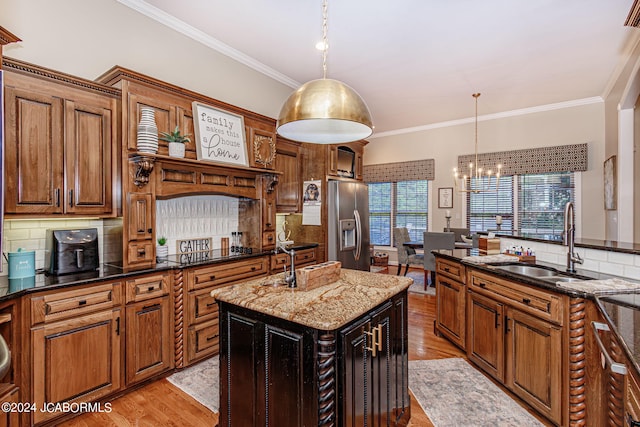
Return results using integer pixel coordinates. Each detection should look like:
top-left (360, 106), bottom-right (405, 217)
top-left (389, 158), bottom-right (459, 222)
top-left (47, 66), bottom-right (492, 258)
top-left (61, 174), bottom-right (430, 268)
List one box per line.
top-left (0, 386), bottom-right (19, 427)
top-left (505, 307), bottom-right (562, 422)
top-left (270, 246), bottom-right (317, 274)
top-left (467, 290), bottom-right (505, 382)
top-left (218, 289), bottom-right (409, 427)
top-left (274, 138), bottom-right (302, 213)
top-left (183, 257), bottom-right (269, 366)
top-left (435, 258), bottom-right (466, 349)
top-left (466, 269), bottom-right (563, 425)
top-left (340, 295), bottom-right (410, 426)
top-left (3, 60), bottom-right (117, 217)
top-left (29, 282), bottom-right (122, 424)
top-left (125, 272), bottom-right (173, 385)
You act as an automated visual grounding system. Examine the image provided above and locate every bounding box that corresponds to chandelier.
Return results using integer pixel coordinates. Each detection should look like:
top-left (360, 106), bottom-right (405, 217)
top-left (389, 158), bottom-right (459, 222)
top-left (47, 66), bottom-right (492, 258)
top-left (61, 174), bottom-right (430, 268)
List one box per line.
top-left (276, 0), bottom-right (373, 144)
top-left (453, 93), bottom-right (502, 193)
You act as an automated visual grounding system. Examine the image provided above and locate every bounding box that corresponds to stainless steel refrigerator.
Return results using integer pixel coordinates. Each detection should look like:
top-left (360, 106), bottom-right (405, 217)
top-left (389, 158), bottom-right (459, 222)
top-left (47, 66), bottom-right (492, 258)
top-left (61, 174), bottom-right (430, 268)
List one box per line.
top-left (328, 180), bottom-right (370, 271)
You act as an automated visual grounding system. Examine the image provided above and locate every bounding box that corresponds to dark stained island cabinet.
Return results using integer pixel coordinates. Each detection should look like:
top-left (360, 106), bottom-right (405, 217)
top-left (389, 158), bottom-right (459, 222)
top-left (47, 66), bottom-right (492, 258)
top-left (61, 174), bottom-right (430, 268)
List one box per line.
top-left (213, 269), bottom-right (412, 427)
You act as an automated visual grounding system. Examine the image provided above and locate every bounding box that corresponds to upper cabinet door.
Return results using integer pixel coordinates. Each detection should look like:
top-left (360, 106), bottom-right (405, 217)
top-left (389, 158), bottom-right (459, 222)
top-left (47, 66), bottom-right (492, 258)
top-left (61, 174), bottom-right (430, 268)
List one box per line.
top-left (275, 139), bottom-right (302, 213)
top-left (127, 91), bottom-right (175, 152)
top-left (4, 85), bottom-right (64, 214)
top-left (64, 98), bottom-right (115, 215)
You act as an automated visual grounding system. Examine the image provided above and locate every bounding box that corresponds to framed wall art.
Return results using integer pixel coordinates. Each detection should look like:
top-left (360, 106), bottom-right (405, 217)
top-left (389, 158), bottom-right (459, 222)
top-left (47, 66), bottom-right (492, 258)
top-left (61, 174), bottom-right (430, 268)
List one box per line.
top-left (604, 155), bottom-right (617, 210)
top-left (192, 101), bottom-right (248, 166)
top-left (438, 187), bottom-right (453, 209)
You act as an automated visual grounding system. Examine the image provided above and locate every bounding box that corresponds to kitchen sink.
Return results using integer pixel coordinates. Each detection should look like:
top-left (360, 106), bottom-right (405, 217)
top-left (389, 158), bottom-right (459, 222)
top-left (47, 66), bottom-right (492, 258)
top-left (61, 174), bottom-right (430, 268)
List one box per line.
top-left (539, 275), bottom-right (586, 283)
top-left (495, 264), bottom-right (558, 277)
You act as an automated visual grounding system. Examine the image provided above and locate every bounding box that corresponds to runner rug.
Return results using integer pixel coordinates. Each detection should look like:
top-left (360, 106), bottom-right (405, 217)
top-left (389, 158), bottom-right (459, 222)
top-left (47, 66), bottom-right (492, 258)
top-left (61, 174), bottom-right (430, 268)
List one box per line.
top-left (408, 358), bottom-right (544, 427)
top-left (167, 356), bottom-right (219, 413)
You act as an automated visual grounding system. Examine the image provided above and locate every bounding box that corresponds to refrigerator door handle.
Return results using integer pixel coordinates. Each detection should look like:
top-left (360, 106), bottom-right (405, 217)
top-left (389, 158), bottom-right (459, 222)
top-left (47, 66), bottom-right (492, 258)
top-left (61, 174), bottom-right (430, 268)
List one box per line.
top-left (354, 209), bottom-right (362, 261)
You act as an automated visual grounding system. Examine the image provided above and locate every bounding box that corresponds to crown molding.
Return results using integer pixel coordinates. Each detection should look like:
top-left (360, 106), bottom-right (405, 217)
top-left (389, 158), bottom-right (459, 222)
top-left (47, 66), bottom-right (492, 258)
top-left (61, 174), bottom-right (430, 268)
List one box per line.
top-left (369, 96), bottom-right (604, 139)
top-left (117, 0), bottom-right (300, 89)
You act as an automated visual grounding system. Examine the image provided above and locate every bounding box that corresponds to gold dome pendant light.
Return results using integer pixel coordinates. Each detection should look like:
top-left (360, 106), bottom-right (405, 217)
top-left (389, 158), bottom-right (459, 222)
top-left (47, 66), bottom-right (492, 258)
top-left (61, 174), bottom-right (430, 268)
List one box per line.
top-left (276, 0), bottom-right (373, 144)
top-left (453, 93), bottom-right (502, 193)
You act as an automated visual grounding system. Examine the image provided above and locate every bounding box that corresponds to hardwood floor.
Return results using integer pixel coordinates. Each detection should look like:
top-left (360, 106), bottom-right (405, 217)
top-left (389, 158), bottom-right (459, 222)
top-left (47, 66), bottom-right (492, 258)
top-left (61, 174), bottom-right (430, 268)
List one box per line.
top-left (60, 268), bottom-right (549, 427)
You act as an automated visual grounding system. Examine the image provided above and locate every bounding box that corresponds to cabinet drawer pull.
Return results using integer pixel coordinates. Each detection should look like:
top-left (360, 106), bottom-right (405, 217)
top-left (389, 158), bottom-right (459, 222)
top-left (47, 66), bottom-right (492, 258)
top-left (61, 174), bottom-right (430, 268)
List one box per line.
top-left (78, 300), bottom-right (87, 306)
top-left (443, 267), bottom-right (450, 272)
top-left (206, 301), bottom-right (216, 307)
top-left (522, 298), bottom-right (531, 305)
top-left (206, 334), bottom-right (219, 342)
top-left (592, 321), bottom-right (627, 375)
top-left (209, 275), bottom-right (216, 281)
top-left (267, 235), bottom-right (274, 241)
top-left (251, 266), bottom-right (256, 271)
top-left (55, 188), bottom-right (61, 207)
top-left (147, 228), bottom-right (153, 234)
top-left (69, 189), bottom-right (74, 207)
top-left (137, 249), bottom-right (146, 256)
top-left (147, 285), bottom-right (156, 292)
top-left (478, 282), bottom-right (486, 288)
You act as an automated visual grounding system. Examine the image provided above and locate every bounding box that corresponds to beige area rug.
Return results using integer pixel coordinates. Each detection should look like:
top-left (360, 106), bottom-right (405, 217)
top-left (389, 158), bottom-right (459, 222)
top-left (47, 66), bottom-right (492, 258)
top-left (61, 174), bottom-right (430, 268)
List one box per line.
top-left (167, 356), bottom-right (219, 413)
top-left (406, 270), bottom-right (435, 296)
top-left (409, 358), bottom-right (544, 427)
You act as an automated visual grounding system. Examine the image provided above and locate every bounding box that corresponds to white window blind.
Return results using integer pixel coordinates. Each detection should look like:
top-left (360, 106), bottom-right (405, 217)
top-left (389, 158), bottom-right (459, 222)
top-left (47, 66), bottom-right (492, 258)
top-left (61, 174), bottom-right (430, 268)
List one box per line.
top-left (518, 172), bottom-right (574, 237)
top-left (369, 180), bottom-right (428, 245)
top-left (466, 177), bottom-right (514, 232)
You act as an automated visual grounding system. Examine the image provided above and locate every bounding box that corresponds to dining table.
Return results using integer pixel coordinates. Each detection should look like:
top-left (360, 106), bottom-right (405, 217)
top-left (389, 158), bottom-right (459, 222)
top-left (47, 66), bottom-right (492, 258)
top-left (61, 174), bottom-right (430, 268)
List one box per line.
top-left (404, 241), bottom-right (473, 250)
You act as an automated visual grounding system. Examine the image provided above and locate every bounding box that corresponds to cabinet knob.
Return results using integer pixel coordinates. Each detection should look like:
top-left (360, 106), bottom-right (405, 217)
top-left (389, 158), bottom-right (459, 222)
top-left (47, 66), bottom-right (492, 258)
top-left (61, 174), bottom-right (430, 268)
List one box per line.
top-left (148, 228), bottom-right (153, 234)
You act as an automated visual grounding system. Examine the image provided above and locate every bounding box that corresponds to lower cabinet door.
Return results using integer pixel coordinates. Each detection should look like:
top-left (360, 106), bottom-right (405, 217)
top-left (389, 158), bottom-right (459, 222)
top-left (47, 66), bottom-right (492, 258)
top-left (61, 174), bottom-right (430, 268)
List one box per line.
top-left (340, 299), bottom-right (399, 427)
top-left (505, 307), bottom-right (562, 425)
top-left (467, 291), bottom-right (505, 382)
top-left (0, 386), bottom-right (20, 427)
top-left (31, 309), bottom-right (121, 424)
top-left (125, 296), bottom-right (173, 385)
top-left (436, 276), bottom-right (466, 349)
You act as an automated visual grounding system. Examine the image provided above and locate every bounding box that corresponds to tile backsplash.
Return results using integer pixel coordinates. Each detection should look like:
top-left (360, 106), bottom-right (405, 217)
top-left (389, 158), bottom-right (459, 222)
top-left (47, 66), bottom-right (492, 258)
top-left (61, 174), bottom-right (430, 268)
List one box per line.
top-left (2, 218), bottom-right (108, 275)
top-left (155, 195), bottom-right (239, 255)
top-left (501, 237), bottom-right (640, 281)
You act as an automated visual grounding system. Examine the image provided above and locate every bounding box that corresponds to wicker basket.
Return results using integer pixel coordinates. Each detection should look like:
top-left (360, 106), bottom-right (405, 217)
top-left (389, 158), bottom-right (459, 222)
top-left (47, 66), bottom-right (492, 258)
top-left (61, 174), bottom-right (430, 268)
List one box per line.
top-left (372, 253), bottom-right (389, 266)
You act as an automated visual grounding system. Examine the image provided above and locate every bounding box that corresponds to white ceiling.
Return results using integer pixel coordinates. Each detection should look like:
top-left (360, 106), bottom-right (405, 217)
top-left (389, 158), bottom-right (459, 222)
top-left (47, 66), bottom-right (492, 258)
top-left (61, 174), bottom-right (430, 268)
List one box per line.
top-left (121, 0), bottom-right (638, 137)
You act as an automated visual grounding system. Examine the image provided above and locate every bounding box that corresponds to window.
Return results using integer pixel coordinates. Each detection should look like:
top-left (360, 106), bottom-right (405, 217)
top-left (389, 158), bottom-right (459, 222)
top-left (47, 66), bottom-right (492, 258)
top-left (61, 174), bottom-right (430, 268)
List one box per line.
top-left (466, 172), bottom-right (575, 236)
top-left (369, 180), bottom-right (428, 246)
top-left (518, 172), bottom-right (574, 237)
top-left (467, 176), bottom-right (514, 233)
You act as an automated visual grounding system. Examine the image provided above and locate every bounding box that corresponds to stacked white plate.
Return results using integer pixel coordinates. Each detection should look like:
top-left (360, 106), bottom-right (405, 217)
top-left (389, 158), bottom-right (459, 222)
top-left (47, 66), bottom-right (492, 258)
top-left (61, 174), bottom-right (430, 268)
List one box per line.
top-left (137, 125), bottom-right (158, 153)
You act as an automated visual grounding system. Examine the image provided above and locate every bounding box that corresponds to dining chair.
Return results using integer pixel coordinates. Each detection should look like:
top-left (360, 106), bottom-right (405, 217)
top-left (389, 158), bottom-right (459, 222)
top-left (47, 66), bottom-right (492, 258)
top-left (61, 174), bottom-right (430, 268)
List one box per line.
top-left (445, 227), bottom-right (470, 242)
top-left (393, 227), bottom-right (424, 276)
top-left (423, 231), bottom-right (455, 288)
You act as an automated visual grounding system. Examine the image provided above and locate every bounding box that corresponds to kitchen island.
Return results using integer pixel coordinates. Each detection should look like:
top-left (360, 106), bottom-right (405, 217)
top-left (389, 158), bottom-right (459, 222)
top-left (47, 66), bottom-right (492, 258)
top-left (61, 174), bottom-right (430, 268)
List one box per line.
top-left (212, 268), bottom-right (412, 427)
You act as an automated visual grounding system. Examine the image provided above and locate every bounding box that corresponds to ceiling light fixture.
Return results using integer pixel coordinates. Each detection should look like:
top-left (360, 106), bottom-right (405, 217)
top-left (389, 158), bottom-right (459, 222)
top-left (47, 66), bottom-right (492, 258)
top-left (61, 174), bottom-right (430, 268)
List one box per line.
top-left (276, 0), bottom-right (373, 144)
top-left (453, 93), bottom-right (502, 193)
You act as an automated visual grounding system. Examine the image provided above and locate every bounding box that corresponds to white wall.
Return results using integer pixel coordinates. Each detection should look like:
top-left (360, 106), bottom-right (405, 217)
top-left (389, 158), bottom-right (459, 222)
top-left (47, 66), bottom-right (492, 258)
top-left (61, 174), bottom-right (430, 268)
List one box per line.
top-left (1, 0), bottom-right (292, 119)
top-left (365, 102), bottom-right (606, 240)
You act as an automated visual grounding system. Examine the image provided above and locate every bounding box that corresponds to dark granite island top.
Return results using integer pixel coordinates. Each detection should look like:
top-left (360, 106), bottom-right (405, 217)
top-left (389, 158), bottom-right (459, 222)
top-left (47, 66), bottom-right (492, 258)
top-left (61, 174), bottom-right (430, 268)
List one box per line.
top-left (212, 268), bottom-right (412, 427)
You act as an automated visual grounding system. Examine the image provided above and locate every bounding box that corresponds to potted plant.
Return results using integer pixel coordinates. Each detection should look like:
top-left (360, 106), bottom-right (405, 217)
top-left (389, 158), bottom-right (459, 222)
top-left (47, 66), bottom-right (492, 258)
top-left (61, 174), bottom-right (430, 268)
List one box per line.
top-left (159, 126), bottom-right (190, 158)
top-left (156, 236), bottom-right (169, 262)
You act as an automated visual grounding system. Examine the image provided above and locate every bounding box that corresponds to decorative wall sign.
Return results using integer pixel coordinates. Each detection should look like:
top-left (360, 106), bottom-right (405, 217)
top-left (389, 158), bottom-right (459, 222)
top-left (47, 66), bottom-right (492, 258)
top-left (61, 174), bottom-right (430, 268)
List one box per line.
top-left (438, 187), bottom-right (453, 209)
top-left (192, 102), bottom-right (248, 166)
top-left (604, 155), bottom-right (617, 210)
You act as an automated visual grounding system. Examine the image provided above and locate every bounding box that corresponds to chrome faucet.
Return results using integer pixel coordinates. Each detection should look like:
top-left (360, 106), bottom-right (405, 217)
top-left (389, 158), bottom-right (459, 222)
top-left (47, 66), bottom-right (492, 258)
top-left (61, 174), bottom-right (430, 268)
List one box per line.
top-left (563, 201), bottom-right (583, 273)
top-left (276, 245), bottom-right (297, 288)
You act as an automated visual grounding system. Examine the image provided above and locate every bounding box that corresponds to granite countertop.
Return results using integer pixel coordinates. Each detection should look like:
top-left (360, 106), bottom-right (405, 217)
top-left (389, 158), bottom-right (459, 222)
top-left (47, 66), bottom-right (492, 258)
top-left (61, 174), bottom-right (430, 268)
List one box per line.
top-left (433, 249), bottom-right (626, 298)
top-left (212, 268), bottom-right (412, 330)
top-left (0, 248), bottom-right (273, 302)
top-left (492, 231), bottom-right (640, 255)
top-left (596, 294), bottom-right (640, 375)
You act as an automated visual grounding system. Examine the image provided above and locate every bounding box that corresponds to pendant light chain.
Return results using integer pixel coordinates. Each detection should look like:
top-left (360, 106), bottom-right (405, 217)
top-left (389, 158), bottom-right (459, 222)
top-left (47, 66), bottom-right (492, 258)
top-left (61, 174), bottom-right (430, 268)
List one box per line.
top-left (321, 0), bottom-right (328, 79)
top-left (473, 92), bottom-right (480, 180)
